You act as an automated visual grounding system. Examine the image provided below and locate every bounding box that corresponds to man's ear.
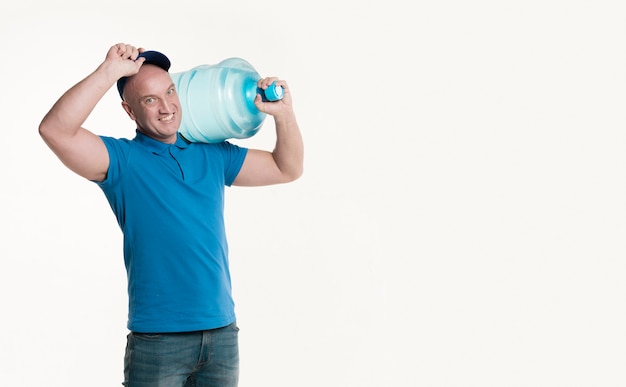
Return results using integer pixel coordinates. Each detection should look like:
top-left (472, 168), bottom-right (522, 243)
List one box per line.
top-left (121, 101), bottom-right (136, 121)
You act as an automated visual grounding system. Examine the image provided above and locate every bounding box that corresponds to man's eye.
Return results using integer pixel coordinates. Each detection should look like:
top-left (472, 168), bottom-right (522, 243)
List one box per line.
top-left (145, 97), bottom-right (155, 104)
top-left (167, 88), bottom-right (175, 95)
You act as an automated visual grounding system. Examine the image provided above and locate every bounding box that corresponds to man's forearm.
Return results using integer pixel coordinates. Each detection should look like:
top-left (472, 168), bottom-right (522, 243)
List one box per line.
top-left (40, 62), bottom-right (118, 138)
top-left (272, 110), bottom-right (304, 181)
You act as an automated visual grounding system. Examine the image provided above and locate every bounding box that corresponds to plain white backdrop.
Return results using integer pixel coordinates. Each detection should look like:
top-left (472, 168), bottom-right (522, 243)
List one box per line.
top-left (1, 0), bottom-right (625, 386)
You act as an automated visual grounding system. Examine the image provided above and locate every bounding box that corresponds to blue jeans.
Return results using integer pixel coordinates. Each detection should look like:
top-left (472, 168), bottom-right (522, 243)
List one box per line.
top-left (122, 322), bottom-right (239, 387)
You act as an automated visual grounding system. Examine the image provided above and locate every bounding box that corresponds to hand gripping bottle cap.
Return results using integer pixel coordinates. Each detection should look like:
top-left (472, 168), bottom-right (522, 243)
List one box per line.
top-left (170, 57), bottom-right (284, 143)
top-left (259, 82), bottom-right (284, 102)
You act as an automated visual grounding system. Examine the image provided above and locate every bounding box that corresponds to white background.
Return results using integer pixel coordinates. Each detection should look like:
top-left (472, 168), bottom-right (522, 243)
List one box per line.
top-left (1, 1), bottom-right (625, 386)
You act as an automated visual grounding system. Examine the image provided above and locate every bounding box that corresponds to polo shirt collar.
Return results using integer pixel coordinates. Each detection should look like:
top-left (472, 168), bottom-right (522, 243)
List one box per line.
top-left (133, 129), bottom-right (190, 154)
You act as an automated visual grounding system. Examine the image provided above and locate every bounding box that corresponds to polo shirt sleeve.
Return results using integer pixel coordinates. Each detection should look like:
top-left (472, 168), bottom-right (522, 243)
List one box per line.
top-left (97, 135), bottom-right (130, 189)
top-left (221, 141), bottom-right (248, 186)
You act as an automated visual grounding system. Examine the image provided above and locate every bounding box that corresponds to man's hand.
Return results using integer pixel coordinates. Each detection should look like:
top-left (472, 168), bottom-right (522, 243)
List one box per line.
top-left (254, 77), bottom-right (294, 118)
top-left (105, 43), bottom-right (146, 79)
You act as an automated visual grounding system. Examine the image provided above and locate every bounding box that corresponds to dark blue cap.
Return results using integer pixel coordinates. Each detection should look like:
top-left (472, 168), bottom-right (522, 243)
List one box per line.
top-left (116, 50), bottom-right (171, 99)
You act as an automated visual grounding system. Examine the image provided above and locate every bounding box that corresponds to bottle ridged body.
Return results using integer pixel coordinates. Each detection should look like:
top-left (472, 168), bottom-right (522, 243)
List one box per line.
top-left (171, 57), bottom-right (266, 143)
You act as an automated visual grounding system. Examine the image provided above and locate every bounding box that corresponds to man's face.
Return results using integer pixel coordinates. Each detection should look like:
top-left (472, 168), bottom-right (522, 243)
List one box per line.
top-left (122, 64), bottom-right (182, 144)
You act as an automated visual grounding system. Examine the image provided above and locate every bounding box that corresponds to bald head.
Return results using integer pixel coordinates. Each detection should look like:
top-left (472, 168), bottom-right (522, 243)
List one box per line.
top-left (122, 64), bottom-right (174, 103)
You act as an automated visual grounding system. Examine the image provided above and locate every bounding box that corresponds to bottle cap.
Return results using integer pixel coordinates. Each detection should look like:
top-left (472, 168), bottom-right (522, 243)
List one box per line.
top-left (263, 82), bottom-right (284, 101)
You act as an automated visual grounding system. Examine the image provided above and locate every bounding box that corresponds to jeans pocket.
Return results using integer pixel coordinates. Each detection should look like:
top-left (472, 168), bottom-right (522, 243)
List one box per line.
top-left (228, 322), bottom-right (240, 332)
top-left (131, 332), bottom-right (164, 341)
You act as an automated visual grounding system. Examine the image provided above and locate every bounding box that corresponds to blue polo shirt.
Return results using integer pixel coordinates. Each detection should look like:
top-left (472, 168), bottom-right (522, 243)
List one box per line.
top-left (96, 130), bottom-right (247, 333)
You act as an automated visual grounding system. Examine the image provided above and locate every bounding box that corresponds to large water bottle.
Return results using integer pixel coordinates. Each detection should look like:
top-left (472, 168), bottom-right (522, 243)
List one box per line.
top-left (170, 57), bottom-right (284, 143)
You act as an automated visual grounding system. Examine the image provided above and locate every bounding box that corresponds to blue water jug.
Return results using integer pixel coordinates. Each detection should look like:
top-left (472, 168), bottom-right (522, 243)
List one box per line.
top-left (170, 57), bottom-right (284, 143)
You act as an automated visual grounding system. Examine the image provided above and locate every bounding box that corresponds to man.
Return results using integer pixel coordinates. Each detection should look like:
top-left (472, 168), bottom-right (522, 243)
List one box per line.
top-left (39, 43), bottom-right (303, 386)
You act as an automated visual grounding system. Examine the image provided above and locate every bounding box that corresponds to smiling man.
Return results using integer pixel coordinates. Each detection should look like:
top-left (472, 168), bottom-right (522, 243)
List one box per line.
top-left (39, 43), bottom-right (304, 387)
